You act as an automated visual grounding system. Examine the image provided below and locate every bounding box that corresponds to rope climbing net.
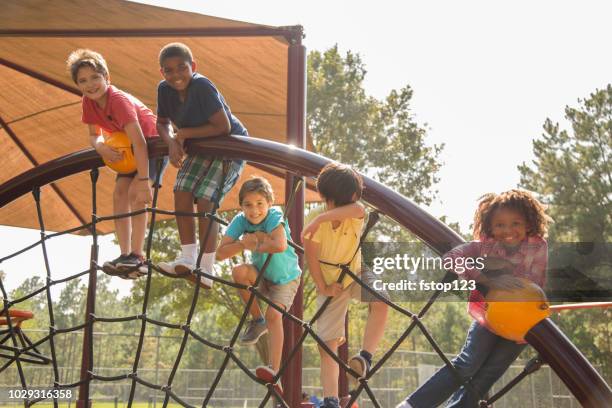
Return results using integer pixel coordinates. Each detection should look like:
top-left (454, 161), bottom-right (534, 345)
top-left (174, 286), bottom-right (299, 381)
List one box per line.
top-left (0, 161), bottom-right (556, 408)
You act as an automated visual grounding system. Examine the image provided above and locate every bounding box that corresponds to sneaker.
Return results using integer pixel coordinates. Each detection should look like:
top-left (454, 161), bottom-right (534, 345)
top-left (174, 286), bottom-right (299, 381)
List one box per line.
top-left (240, 319), bottom-right (268, 345)
top-left (116, 253), bottom-right (146, 279)
top-left (158, 256), bottom-right (195, 276)
top-left (255, 365), bottom-right (283, 398)
top-left (102, 254), bottom-right (129, 276)
top-left (138, 259), bottom-right (149, 275)
top-left (348, 354), bottom-right (370, 391)
top-left (321, 397), bottom-right (340, 408)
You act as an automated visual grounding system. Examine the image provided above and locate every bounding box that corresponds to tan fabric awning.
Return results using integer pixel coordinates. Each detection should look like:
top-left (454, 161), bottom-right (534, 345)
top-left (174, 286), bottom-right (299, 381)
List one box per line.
top-left (0, 0), bottom-right (317, 234)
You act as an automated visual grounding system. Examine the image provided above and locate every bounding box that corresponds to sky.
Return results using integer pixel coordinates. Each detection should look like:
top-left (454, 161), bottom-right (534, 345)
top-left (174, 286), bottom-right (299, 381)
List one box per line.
top-left (2, 0), bottom-right (611, 295)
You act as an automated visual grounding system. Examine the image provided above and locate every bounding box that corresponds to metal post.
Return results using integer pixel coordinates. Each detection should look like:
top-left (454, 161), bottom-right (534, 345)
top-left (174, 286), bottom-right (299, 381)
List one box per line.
top-left (77, 169), bottom-right (99, 408)
top-left (282, 29), bottom-right (306, 408)
top-left (338, 313), bottom-right (349, 398)
top-left (153, 330), bottom-right (160, 408)
top-left (76, 243), bottom-right (97, 408)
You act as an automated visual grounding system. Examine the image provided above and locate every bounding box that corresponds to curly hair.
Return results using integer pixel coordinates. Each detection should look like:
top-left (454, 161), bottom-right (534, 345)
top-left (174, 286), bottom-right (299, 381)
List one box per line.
top-left (66, 49), bottom-right (109, 84)
top-left (473, 189), bottom-right (552, 240)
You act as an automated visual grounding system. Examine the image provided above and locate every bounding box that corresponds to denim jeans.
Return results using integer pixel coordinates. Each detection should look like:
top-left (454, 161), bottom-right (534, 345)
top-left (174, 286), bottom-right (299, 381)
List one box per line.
top-left (407, 321), bottom-right (526, 408)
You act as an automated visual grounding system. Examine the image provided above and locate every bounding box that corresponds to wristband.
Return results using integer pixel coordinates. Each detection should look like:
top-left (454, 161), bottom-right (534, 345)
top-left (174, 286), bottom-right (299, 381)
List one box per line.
top-left (137, 177), bottom-right (149, 181)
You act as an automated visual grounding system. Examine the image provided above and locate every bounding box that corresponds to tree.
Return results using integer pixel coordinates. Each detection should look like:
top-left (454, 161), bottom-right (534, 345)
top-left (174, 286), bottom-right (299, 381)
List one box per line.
top-left (308, 45), bottom-right (443, 205)
top-left (519, 85), bottom-right (612, 381)
top-left (518, 85), bottom-right (612, 242)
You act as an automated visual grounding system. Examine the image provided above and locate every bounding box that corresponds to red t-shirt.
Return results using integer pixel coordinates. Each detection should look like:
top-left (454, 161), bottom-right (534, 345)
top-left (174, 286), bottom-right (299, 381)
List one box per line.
top-left (81, 85), bottom-right (157, 138)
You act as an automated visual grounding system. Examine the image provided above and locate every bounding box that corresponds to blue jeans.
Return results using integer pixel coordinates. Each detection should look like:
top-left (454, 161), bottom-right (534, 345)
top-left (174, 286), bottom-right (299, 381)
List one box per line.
top-left (407, 321), bottom-right (526, 408)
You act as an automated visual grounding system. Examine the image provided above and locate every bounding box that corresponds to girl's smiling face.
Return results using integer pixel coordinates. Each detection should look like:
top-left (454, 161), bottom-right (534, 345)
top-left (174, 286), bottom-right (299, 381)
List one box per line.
top-left (490, 208), bottom-right (528, 247)
top-left (241, 192), bottom-right (271, 225)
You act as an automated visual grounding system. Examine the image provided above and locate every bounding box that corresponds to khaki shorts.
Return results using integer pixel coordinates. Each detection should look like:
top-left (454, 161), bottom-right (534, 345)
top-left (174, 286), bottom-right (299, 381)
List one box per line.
top-left (258, 276), bottom-right (301, 310)
top-left (315, 268), bottom-right (389, 343)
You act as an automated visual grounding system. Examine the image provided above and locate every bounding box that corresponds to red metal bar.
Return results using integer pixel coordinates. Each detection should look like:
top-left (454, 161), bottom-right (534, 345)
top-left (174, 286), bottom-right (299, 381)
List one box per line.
top-left (550, 302), bottom-right (612, 312)
top-left (248, 161), bottom-right (318, 194)
top-left (525, 318), bottom-right (611, 407)
top-left (0, 26), bottom-right (304, 42)
top-left (281, 38), bottom-right (306, 407)
top-left (0, 136), bottom-right (465, 254)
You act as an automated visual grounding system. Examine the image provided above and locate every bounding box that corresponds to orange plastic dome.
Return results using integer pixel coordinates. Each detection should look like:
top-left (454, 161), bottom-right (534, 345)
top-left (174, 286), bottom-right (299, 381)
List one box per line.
top-left (484, 278), bottom-right (550, 342)
top-left (102, 131), bottom-right (137, 174)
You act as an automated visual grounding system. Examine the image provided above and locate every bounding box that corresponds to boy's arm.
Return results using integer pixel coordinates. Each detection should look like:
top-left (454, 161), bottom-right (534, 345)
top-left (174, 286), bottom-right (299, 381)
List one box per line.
top-left (123, 121), bottom-right (152, 205)
top-left (216, 235), bottom-right (246, 261)
top-left (175, 108), bottom-right (231, 143)
top-left (88, 125), bottom-right (122, 163)
top-left (303, 238), bottom-right (342, 297)
top-left (302, 202), bottom-right (365, 240)
top-left (256, 225), bottom-right (288, 254)
top-left (156, 118), bottom-right (183, 168)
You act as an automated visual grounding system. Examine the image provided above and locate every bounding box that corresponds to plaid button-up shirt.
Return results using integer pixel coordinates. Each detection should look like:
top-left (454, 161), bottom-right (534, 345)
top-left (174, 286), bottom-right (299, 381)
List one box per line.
top-left (443, 236), bottom-right (548, 330)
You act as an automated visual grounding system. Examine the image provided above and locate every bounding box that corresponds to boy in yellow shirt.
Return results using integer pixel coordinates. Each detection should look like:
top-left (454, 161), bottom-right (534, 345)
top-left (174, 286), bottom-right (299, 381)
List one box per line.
top-left (303, 163), bottom-right (389, 408)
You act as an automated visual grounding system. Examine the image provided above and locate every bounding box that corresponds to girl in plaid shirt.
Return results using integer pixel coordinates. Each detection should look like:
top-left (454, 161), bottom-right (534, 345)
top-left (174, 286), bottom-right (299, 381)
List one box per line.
top-left (397, 189), bottom-right (551, 408)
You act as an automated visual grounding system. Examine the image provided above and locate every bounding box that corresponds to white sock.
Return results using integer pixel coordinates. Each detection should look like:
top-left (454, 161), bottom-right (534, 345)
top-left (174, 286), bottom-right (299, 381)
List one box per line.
top-left (180, 244), bottom-right (197, 263)
top-left (198, 252), bottom-right (215, 273)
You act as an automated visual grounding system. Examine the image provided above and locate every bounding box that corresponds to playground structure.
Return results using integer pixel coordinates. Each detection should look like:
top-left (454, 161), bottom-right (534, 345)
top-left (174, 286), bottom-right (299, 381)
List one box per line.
top-left (1, 136), bottom-right (611, 407)
top-left (1, 1), bottom-right (611, 406)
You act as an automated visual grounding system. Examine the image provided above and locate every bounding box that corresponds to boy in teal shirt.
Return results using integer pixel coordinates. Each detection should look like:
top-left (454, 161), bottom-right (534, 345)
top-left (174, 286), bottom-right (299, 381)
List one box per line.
top-left (217, 177), bottom-right (301, 396)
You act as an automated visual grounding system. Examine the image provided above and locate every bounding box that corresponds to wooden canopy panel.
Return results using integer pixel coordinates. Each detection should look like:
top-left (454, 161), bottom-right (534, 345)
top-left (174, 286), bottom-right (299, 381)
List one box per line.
top-left (3, 0), bottom-right (258, 30)
top-left (0, 0), bottom-right (316, 234)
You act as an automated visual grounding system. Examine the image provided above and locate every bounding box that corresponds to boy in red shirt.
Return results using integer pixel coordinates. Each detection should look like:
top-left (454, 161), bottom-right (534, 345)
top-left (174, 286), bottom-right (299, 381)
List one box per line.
top-left (67, 49), bottom-right (168, 277)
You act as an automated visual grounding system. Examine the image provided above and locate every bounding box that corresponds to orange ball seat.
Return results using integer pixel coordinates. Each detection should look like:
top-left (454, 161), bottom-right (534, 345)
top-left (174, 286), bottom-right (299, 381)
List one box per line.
top-left (102, 131), bottom-right (137, 174)
top-left (484, 278), bottom-right (551, 342)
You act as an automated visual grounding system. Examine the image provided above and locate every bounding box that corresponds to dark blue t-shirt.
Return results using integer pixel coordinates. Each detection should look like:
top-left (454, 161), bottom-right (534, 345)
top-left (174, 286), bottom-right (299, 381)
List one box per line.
top-left (157, 72), bottom-right (248, 139)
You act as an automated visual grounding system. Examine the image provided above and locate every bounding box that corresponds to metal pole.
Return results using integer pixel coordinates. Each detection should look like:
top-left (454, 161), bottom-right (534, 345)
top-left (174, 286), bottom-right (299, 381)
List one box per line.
top-left (77, 169), bottom-right (99, 408)
top-left (153, 330), bottom-right (160, 408)
top-left (282, 31), bottom-right (306, 408)
top-left (338, 313), bottom-right (349, 398)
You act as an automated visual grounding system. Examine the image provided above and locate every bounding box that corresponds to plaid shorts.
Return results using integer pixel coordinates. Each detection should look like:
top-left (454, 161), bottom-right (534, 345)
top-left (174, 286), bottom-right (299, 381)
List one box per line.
top-left (174, 155), bottom-right (244, 204)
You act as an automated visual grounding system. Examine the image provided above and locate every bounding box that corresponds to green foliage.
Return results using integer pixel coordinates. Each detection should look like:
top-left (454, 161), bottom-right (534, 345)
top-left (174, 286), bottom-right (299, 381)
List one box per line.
top-left (307, 45), bottom-right (443, 205)
top-left (518, 85), bottom-right (612, 242)
top-left (519, 85), bottom-right (612, 382)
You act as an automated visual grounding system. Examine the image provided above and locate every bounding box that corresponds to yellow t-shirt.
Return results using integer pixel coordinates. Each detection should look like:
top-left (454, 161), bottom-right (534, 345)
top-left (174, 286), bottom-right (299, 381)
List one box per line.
top-left (309, 207), bottom-right (365, 288)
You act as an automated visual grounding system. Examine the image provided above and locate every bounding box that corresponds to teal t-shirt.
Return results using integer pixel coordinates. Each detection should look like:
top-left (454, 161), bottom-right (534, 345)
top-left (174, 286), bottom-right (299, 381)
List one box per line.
top-left (225, 207), bottom-right (301, 284)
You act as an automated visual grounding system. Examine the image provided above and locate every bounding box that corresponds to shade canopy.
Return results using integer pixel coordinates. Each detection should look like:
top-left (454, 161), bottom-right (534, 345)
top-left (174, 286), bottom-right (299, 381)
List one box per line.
top-left (0, 0), bottom-right (317, 234)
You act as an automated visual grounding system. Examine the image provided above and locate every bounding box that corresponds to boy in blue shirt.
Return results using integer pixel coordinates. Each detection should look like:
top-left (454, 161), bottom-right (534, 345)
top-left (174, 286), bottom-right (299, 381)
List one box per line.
top-left (217, 177), bottom-right (301, 396)
top-left (155, 42), bottom-right (247, 288)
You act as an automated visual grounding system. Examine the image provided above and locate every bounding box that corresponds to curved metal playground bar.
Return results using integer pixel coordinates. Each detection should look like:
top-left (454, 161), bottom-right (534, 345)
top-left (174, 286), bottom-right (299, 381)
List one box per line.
top-left (0, 136), bottom-right (610, 407)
